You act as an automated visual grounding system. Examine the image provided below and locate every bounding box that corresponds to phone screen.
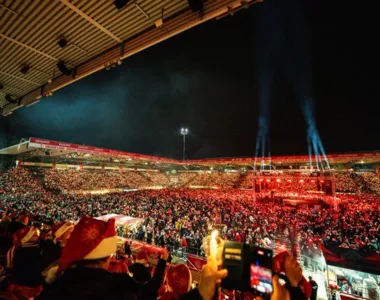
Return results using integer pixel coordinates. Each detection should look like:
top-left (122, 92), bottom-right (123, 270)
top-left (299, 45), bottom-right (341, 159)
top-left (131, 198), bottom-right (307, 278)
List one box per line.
top-left (250, 264), bottom-right (273, 294)
top-left (250, 248), bottom-right (273, 295)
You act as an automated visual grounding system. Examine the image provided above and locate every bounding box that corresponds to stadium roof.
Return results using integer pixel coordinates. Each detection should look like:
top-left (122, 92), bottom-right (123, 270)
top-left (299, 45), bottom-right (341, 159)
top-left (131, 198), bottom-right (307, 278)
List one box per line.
top-left (0, 0), bottom-right (261, 116)
top-left (1, 137), bottom-right (379, 170)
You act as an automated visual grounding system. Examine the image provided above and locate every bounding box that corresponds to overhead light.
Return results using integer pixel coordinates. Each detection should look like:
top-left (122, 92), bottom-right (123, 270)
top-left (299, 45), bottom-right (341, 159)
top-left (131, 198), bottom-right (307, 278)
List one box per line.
top-left (155, 18), bottom-right (163, 28)
top-left (47, 78), bottom-right (53, 84)
top-left (117, 59), bottom-right (122, 65)
top-left (5, 94), bottom-right (17, 104)
top-left (57, 36), bottom-right (68, 48)
top-left (113, 0), bottom-right (130, 10)
top-left (241, 1), bottom-right (251, 9)
top-left (20, 65), bottom-right (30, 74)
top-left (227, 6), bottom-right (235, 16)
top-left (187, 0), bottom-right (203, 12)
top-left (104, 63), bottom-right (111, 71)
top-left (57, 61), bottom-right (72, 76)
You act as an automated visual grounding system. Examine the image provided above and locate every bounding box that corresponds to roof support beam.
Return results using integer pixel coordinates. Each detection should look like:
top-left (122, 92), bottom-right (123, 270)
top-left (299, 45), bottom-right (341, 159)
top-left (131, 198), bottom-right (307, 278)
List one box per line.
top-left (11, 0), bottom-right (261, 115)
top-left (59, 0), bottom-right (122, 43)
top-left (0, 3), bottom-right (24, 17)
top-left (0, 33), bottom-right (58, 61)
top-left (0, 70), bottom-right (41, 86)
top-left (135, 3), bottom-right (150, 19)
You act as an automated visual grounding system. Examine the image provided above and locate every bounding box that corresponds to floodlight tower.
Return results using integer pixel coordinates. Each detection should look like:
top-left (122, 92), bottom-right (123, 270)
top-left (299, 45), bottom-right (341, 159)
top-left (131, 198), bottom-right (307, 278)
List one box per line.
top-left (180, 127), bottom-right (189, 161)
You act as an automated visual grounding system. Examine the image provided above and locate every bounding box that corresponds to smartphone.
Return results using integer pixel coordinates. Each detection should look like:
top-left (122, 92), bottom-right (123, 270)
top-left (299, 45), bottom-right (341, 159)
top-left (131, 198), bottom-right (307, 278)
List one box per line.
top-left (222, 242), bottom-right (273, 298)
top-left (221, 241), bottom-right (247, 291)
top-left (250, 247), bottom-right (273, 297)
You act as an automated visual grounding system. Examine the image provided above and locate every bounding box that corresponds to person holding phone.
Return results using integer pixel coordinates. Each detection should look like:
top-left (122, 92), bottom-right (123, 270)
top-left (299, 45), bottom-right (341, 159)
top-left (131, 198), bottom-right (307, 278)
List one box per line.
top-left (180, 252), bottom-right (309, 300)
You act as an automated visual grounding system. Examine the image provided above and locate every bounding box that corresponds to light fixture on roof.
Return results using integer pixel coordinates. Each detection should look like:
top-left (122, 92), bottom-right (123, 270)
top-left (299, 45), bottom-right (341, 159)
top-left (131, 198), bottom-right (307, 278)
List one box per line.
top-left (57, 36), bottom-right (68, 48)
top-left (113, 0), bottom-right (131, 10)
top-left (155, 19), bottom-right (163, 28)
top-left (117, 59), bottom-right (122, 65)
top-left (57, 61), bottom-right (72, 76)
top-left (241, 1), bottom-right (250, 9)
top-left (187, 0), bottom-right (203, 12)
top-left (5, 94), bottom-right (18, 104)
top-left (20, 65), bottom-right (30, 74)
top-left (227, 6), bottom-right (235, 16)
top-left (104, 63), bottom-right (111, 71)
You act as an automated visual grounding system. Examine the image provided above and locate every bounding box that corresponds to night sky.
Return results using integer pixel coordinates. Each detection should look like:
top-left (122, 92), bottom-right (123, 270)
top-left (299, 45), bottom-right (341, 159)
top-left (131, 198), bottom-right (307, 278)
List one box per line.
top-left (0, 0), bottom-right (379, 159)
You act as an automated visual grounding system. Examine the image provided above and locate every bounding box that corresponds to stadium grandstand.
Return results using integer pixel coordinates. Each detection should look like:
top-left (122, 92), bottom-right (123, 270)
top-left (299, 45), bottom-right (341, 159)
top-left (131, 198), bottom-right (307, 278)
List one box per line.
top-left (1, 137), bottom-right (380, 170)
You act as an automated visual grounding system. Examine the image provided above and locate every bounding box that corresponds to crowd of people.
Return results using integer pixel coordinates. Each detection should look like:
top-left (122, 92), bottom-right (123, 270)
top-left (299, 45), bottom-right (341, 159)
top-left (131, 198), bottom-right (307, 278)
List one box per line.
top-left (0, 166), bottom-right (379, 299)
top-left (2, 167), bottom-right (380, 195)
top-left (0, 211), bottom-right (310, 300)
top-left (0, 171), bottom-right (378, 256)
top-left (43, 169), bottom-right (151, 192)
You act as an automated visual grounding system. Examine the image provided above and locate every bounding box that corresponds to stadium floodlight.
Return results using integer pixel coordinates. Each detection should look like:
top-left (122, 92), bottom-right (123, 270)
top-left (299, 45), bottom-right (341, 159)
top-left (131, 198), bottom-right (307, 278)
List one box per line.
top-left (180, 128), bottom-right (189, 160)
top-left (181, 128), bottom-right (188, 135)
